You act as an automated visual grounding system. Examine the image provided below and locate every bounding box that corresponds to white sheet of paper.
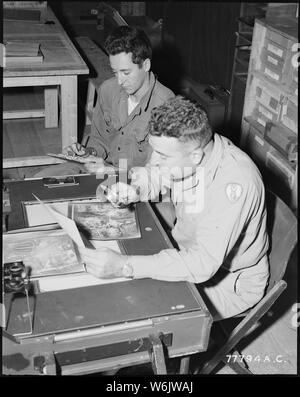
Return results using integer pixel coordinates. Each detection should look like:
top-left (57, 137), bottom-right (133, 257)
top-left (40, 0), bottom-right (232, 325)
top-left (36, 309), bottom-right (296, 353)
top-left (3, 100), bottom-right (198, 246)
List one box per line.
top-left (32, 194), bottom-right (85, 248)
top-left (90, 239), bottom-right (120, 251)
top-left (33, 227), bottom-right (126, 292)
top-left (38, 273), bottom-right (128, 292)
top-left (25, 201), bottom-right (69, 227)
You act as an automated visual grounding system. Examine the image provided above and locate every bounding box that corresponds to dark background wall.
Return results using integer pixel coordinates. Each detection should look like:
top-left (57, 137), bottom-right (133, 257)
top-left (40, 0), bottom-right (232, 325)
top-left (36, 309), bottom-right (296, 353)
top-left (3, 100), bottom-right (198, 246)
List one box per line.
top-left (147, 1), bottom-right (240, 91)
top-left (50, 1), bottom-right (240, 93)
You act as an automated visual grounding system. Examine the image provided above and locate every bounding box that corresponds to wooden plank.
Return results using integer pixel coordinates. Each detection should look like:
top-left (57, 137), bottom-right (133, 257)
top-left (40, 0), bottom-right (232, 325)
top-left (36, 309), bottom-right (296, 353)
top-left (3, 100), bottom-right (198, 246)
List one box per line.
top-left (3, 2), bottom-right (47, 10)
top-left (45, 87), bottom-right (58, 128)
top-left (3, 109), bottom-right (45, 119)
top-left (4, 75), bottom-right (62, 87)
top-left (3, 156), bottom-right (65, 168)
top-left (3, 2), bottom-right (47, 22)
top-left (4, 33), bottom-right (88, 76)
top-left (5, 40), bottom-right (40, 56)
top-left (60, 75), bottom-right (77, 148)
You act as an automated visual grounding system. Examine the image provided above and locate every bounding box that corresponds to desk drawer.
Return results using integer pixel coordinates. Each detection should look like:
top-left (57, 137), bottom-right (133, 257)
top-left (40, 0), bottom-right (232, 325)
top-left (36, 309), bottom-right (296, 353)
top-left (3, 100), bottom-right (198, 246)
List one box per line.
top-left (260, 47), bottom-right (290, 84)
top-left (258, 35), bottom-right (295, 85)
top-left (280, 97), bottom-right (298, 133)
top-left (265, 29), bottom-right (294, 53)
top-left (287, 64), bottom-right (298, 97)
top-left (261, 46), bottom-right (286, 69)
top-left (252, 103), bottom-right (279, 131)
top-left (254, 77), bottom-right (283, 113)
top-left (265, 122), bottom-right (298, 161)
top-left (245, 122), bottom-right (295, 189)
top-left (259, 47), bottom-right (291, 84)
top-left (265, 149), bottom-right (295, 189)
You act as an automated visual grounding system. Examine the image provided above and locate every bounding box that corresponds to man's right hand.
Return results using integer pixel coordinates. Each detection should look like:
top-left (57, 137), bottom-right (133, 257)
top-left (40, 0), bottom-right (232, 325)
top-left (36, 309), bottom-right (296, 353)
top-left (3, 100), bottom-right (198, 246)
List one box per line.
top-left (63, 142), bottom-right (87, 157)
top-left (63, 143), bottom-right (104, 173)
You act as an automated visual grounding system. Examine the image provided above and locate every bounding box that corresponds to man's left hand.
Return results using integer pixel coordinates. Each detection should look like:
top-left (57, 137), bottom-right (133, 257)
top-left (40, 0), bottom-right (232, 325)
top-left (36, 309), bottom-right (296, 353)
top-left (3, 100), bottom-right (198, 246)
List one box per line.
top-left (79, 247), bottom-right (126, 278)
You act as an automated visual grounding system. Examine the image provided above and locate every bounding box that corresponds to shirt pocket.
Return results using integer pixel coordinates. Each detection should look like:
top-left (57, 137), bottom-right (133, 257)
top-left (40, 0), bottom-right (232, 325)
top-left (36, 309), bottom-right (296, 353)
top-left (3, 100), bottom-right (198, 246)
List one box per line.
top-left (131, 123), bottom-right (148, 155)
top-left (134, 125), bottom-right (149, 144)
top-left (103, 110), bottom-right (121, 132)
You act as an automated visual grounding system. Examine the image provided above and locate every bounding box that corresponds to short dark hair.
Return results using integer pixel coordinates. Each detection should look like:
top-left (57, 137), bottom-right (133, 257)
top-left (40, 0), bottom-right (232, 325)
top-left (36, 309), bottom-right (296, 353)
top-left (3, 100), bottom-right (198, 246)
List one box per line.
top-left (105, 26), bottom-right (152, 67)
top-left (149, 96), bottom-right (213, 147)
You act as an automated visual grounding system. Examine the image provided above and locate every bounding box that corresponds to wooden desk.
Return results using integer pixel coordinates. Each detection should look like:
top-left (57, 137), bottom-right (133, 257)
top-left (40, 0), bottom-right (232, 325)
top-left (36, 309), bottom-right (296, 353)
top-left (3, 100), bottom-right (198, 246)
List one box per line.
top-left (3, 175), bottom-right (212, 375)
top-left (3, 6), bottom-right (89, 169)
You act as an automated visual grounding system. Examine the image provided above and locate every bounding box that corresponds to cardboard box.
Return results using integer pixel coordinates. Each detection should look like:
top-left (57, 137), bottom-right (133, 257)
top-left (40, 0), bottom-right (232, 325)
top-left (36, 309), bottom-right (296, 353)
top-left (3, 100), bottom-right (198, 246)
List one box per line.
top-left (253, 75), bottom-right (283, 113)
top-left (245, 120), bottom-right (295, 189)
top-left (259, 44), bottom-right (293, 84)
top-left (252, 102), bottom-right (279, 131)
top-left (121, 2), bottom-right (145, 16)
top-left (266, 3), bottom-right (299, 20)
top-left (280, 97), bottom-right (298, 133)
top-left (179, 79), bottom-right (226, 132)
top-left (265, 28), bottom-right (295, 50)
top-left (287, 62), bottom-right (298, 97)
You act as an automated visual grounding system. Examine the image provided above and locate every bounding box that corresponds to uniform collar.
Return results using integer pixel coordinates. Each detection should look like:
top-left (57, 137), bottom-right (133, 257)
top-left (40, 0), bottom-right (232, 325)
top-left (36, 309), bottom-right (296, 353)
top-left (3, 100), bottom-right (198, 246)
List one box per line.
top-left (201, 133), bottom-right (224, 187)
top-left (119, 71), bottom-right (157, 114)
top-left (143, 72), bottom-right (157, 112)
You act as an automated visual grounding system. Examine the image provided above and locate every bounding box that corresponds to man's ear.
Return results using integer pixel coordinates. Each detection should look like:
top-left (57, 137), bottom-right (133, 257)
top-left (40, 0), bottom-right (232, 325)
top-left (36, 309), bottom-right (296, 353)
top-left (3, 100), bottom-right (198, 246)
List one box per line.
top-left (143, 58), bottom-right (151, 72)
top-left (190, 148), bottom-right (204, 165)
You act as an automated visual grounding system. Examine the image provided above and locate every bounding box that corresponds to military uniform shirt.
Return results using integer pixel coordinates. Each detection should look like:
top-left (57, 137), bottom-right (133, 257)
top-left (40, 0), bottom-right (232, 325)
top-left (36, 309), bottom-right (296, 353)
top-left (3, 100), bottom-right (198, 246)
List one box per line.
top-left (87, 72), bottom-right (174, 168)
top-left (129, 134), bottom-right (269, 285)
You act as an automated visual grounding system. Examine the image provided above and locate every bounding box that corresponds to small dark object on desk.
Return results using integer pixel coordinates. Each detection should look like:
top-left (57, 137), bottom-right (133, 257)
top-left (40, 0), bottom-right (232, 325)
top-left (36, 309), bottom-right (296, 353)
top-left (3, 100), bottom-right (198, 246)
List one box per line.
top-left (4, 261), bottom-right (34, 336)
top-left (4, 261), bottom-right (27, 293)
top-left (3, 188), bottom-right (11, 232)
top-left (42, 176), bottom-right (79, 187)
top-left (44, 20), bottom-right (55, 25)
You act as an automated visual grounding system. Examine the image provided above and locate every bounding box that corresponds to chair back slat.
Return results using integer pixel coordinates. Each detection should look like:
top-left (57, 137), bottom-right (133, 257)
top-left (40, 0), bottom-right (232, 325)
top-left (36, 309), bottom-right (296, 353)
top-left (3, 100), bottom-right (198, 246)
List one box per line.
top-left (265, 190), bottom-right (297, 294)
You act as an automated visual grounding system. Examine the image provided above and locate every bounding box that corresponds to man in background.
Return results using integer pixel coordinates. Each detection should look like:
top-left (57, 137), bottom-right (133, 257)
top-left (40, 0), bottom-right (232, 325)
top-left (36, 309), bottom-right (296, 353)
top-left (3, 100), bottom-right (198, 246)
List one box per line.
top-left (35, 25), bottom-right (174, 176)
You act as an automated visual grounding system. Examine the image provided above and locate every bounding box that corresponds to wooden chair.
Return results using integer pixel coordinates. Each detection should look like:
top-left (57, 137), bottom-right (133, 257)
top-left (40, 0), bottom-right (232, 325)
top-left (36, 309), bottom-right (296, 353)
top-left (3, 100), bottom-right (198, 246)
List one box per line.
top-left (195, 189), bottom-right (297, 374)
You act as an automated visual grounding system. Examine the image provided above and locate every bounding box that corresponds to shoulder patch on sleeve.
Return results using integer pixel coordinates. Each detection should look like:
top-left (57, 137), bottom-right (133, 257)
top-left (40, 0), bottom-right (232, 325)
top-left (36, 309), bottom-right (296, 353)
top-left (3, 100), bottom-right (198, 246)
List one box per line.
top-left (225, 183), bottom-right (243, 203)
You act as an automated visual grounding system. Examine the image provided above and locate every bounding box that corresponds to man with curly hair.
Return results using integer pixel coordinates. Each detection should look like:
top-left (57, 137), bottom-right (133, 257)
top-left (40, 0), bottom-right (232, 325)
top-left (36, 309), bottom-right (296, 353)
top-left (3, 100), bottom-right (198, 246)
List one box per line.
top-left (79, 96), bottom-right (270, 320)
top-left (35, 25), bottom-right (174, 176)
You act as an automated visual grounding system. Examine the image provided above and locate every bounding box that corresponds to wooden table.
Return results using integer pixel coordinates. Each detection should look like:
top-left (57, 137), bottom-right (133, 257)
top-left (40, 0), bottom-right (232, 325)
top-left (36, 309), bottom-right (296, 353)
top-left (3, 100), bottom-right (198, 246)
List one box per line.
top-left (3, 6), bottom-right (89, 169)
top-left (3, 175), bottom-right (212, 375)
